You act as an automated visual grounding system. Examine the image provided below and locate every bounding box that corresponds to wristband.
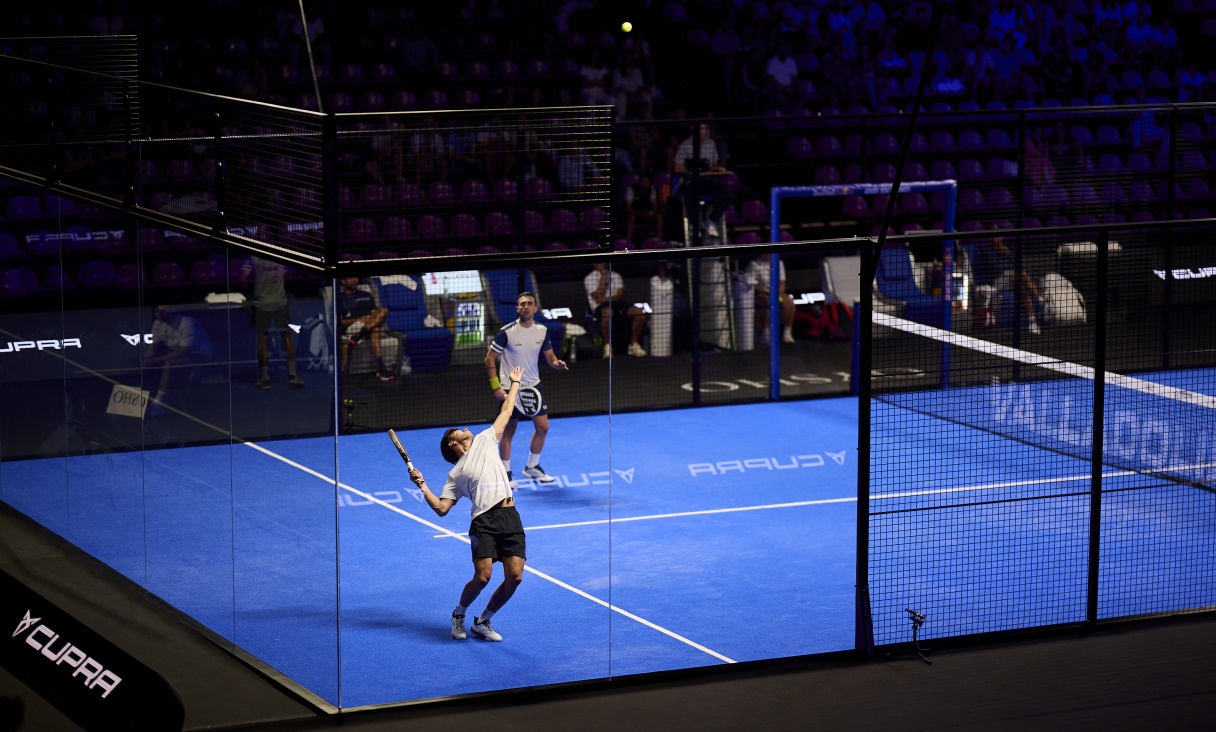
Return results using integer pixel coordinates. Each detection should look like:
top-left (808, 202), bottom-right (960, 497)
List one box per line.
top-left (489, 377), bottom-right (501, 390)
top-left (510, 379), bottom-right (520, 385)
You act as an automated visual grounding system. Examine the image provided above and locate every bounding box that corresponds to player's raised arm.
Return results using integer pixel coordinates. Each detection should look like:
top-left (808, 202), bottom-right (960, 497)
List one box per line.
top-left (492, 366), bottom-right (524, 439)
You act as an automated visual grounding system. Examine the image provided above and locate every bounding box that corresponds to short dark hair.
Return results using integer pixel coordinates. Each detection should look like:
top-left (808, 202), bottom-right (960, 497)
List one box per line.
top-left (440, 428), bottom-right (460, 464)
top-left (517, 291), bottom-right (536, 305)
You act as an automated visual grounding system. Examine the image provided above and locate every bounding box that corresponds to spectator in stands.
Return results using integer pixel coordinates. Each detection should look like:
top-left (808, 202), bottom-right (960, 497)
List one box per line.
top-left (852, 0), bottom-right (889, 49)
top-left (1024, 126), bottom-right (1057, 187)
top-left (673, 123), bottom-right (733, 237)
top-left (144, 305), bottom-right (215, 416)
top-left (765, 39), bottom-right (806, 113)
top-left (510, 139), bottom-right (557, 185)
top-left (745, 256), bottom-right (796, 345)
top-left (965, 39), bottom-right (997, 102)
top-left (579, 50), bottom-right (615, 106)
top-left (337, 276), bottom-right (396, 382)
top-left (1093, 0), bottom-right (1126, 43)
top-left (987, 0), bottom-right (1028, 49)
top-left (1038, 36), bottom-right (1074, 101)
top-left (709, 16), bottom-right (744, 99)
top-left (1178, 62), bottom-right (1208, 102)
top-left (971, 237), bottom-right (1044, 335)
top-left (625, 172), bottom-right (660, 242)
top-left (584, 263), bottom-right (647, 358)
top-left (474, 115), bottom-right (513, 185)
top-left (739, 46), bottom-right (770, 113)
top-left (287, 1), bottom-right (331, 70)
top-left (400, 23), bottom-right (440, 75)
top-left (991, 35), bottom-right (1034, 103)
top-left (1079, 38), bottom-right (1117, 99)
top-left (1128, 86), bottom-right (1166, 148)
top-left (612, 51), bottom-right (651, 121)
top-left (1124, 13), bottom-right (1155, 58)
top-left (408, 117), bottom-right (447, 186)
top-left (241, 256), bottom-right (305, 391)
top-left (556, 142), bottom-right (600, 193)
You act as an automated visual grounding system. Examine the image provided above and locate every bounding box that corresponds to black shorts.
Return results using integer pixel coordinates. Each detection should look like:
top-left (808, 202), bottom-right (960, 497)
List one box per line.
top-left (468, 505), bottom-right (526, 562)
top-left (497, 382), bottom-right (548, 421)
top-left (253, 305), bottom-right (290, 334)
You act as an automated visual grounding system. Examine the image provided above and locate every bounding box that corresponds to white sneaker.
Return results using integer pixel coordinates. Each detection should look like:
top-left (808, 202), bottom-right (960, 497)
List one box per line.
top-left (471, 617), bottom-right (502, 641)
top-left (603, 343), bottom-right (612, 359)
top-left (1027, 320), bottom-right (1041, 335)
top-left (523, 464), bottom-right (556, 483)
top-left (507, 470), bottom-right (518, 491)
top-left (627, 342), bottom-right (647, 357)
top-left (704, 220), bottom-right (720, 237)
top-left (451, 614), bottom-right (467, 640)
top-left (781, 332), bottom-right (796, 344)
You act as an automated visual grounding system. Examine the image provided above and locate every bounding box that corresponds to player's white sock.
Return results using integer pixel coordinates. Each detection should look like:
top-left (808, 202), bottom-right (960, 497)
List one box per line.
top-left (782, 326), bottom-right (794, 341)
top-left (288, 361), bottom-right (298, 377)
top-left (260, 366), bottom-right (270, 380)
top-left (502, 458), bottom-right (512, 473)
top-left (478, 608), bottom-right (496, 623)
top-left (453, 604), bottom-right (466, 618)
top-left (527, 452), bottom-right (541, 468)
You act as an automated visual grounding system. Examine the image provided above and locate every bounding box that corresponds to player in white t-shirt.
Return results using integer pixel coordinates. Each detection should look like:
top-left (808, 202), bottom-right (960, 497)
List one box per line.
top-left (485, 291), bottom-right (569, 489)
top-left (410, 365), bottom-right (526, 642)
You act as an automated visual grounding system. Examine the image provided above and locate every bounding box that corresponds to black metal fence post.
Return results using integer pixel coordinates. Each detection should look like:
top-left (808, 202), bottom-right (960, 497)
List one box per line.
top-left (1086, 229), bottom-right (1110, 626)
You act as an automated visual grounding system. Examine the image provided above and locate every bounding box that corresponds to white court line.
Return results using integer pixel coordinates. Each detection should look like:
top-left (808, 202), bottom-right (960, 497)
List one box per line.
top-left (241, 441), bottom-right (737, 664)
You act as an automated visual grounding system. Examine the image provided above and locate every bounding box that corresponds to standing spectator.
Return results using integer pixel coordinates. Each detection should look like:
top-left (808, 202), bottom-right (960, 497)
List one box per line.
top-left (710, 16), bottom-right (744, 98)
top-left (1038, 36), bottom-right (1074, 101)
top-left (241, 256), bottom-right (306, 391)
top-left (965, 39), bottom-right (997, 102)
top-left (987, 0), bottom-right (1028, 48)
top-left (852, 0), bottom-right (889, 49)
top-left (991, 35), bottom-right (1033, 103)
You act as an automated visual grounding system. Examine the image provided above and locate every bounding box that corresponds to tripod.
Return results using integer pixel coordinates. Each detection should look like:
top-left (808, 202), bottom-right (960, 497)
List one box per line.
top-left (905, 609), bottom-right (932, 665)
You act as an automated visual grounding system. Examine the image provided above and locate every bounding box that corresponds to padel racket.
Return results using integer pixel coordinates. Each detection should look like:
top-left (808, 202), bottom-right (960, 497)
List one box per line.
top-left (387, 429), bottom-right (414, 470)
top-left (514, 385), bottom-right (543, 418)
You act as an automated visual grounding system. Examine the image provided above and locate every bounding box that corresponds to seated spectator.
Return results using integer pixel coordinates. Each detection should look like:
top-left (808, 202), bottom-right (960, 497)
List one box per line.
top-left (584, 263), bottom-right (647, 358)
top-left (400, 23), bottom-right (440, 75)
top-left (557, 142), bottom-right (599, 193)
top-left (745, 256), bottom-right (796, 344)
top-left (1177, 63), bottom-right (1208, 102)
top-left (337, 276), bottom-right (396, 381)
top-left (1093, 0), bottom-right (1126, 43)
top-left (579, 50), bottom-right (615, 106)
top-left (965, 39), bottom-right (997, 102)
top-left (1079, 39), bottom-right (1116, 99)
top-left (991, 36), bottom-right (1034, 103)
top-left (144, 305), bottom-right (214, 415)
top-left (612, 51), bottom-right (651, 121)
top-left (1024, 127), bottom-right (1057, 187)
top-left (1037, 37), bottom-right (1074, 101)
top-left (739, 46), bottom-right (770, 113)
top-left (673, 123), bottom-right (733, 237)
top-left (765, 39), bottom-right (807, 113)
top-left (409, 117), bottom-right (446, 186)
top-left (971, 237), bottom-right (1044, 335)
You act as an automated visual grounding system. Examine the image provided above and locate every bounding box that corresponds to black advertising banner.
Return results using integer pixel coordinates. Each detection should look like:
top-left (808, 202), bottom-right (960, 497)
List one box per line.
top-left (0, 570), bottom-right (184, 731)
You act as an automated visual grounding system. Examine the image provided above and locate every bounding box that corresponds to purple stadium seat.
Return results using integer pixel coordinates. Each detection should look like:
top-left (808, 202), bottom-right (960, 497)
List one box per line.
top-left (1127, 181), bottom-right (1157, 203)
top-left (390, 90), bottom-right (418, 111)
top-left (116, 264), bottom-right (149, 289)
top-left (842, 164), bottom-right (863, 183)
top-left (1179, 150), bottom-right (1207, 172)
top-left (930, 160), bottom-right (956, 180)
top-left (958, 189), bottom-right (985, 211)
top-left (1096, 125), bottom-right (1124, 146)
top-left (137, 228), bottom-right (167, 252)
top-left (451, 213), bottom-right (482, 238)
top-left (545, 241), bottom-right (569, 251)
top-left (190, 260), bottom-right (226, 286)
top-left (44, 194), bottom-right (79, 218)
top-left (42, 263), bottom-right (73, 291)
top-left (739, 199), bottom-right (768, 224)
top-left (493, 60), bottom-right (521, 79)
top-left (359, 91), bottom-right (386, 112)
top-left (814, 166), bottom-right (841, 185)
top-left (78, 260), bottom-right (118, 287)
top-left (525, 178), bottom-right (553, 201)
top-left (338, 186), bottom-right (358, 210)
top-left (817, 135), bottom-right (845, 156)
top-left (905, 162), bottom-right (928, 181)
top-left (902, 193), bottom-right (930, 215)
top-left (463, 61), bottom-right (489, 80)
top-left (788, 136), bottom-right (813, 158)
top-left (370, 62), bottom-right (396, 81)
top-left (423, 90), bottom-right (450, 110)
top-left (0, 233), bottom-right (21, 259)
top-left (1183, 179), bottom-right (1212, 201)
top-left (417, 215), bottom-right (449, 239)
top-left (872, 163), bottom-right (896, 183)
top-left (395, 183), bottom-right (424, 207)
top-left (1098, 153), bottom-right (1124, 174)
top-left (958, 159), bottom-right (986, 181)
top-left (361, 184), bottom-right (390, 208)
top-left (485, 212), bottom-right (515, 236)
top-left (1070, 125), bottom-right (1096, 146)
top-left (1045, 215), bottom-right (1071, 228)
top-left (987, 157), bottom-right (1018, 179)
top-left (328, 93), bottom-right (354, 113)
top-left (376, 217), bottom-right (410, 242)
top-left (910, 132), bottom-right (930, 154)
top-left (723, 205), bottom-right (740, 226)
top-left (1075, 214), bottom-right (1100, 227)
top-left (640, 237), bottom-right (662, 249)
top-left (1021, 216), bottom-right (1043, 229)
top-left (873, 132), bottom-right (900, 156)
top-left (455, 89), bottom-right (480, 108)
top-left (843, 195), bottom-right (871, 218)
top-left (428, 182), bottom-right (456, 206)
top-left (0, 268), bottom-right (42, 296)
top-left (1131, 211), bottom-right (1155, 223)
top-left (958, 220), bottom-right (985, 232)
top-left (1101, 182), bottom-right (1127, 205)
top-left (930, 130), bottom-right (956, 152)
top-left (550, 208), bottom-right (579, 232)
top-left (523, 210), bottom-right (547, 234)
top-left (576, 239), bottom-right (599, 250)
top-left (476, 246), bottom-right (502, 255)
top-left (524, 60), bottom-right (551, 78)
top-left (988, 188), bottom-right (1016, 209)
top-left (494, 179), bottom-right (518, 202)
top-left (6, 194), bottom-right (44, 220)
top-left (958, 129), bottom-right (986, 151)
top-left (735, 232), bottom-right (763, 245)
top-left (349, 218), bottom-right (380, 242)
top-left (460, 180), bottom-right (490, 204)
top-left (582, 206), bottom-right (609, 230)
top-left (986, 128), bottom-right (1014, 150)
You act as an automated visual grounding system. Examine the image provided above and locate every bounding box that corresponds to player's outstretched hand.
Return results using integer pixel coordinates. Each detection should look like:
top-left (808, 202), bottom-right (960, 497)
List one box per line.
top-left (509, 365), bottom-right (523, 382)
top-left (408, 467), bottom-right (425, 487)
top-left (552, 358), bottom-right (569, 371)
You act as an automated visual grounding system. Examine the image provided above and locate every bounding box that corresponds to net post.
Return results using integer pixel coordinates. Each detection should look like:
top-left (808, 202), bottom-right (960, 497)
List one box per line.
top-left (1086, 229), bottom-right (1110, 625)
top-left (769, 189), bottom-right (781, 401)
top-left (855, 250), bottom-right (875, 655)
top-left (321, 113), bottom-right (339, 269)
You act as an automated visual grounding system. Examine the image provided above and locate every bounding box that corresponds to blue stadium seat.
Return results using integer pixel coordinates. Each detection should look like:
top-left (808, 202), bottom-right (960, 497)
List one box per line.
top-left (876, 244), bottom-right (944, 327)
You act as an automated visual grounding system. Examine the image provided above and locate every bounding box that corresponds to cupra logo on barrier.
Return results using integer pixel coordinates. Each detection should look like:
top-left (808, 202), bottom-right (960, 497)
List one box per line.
top-left (1153, 268), bottom-right (1216, 280)
top-left (11, 610), bottom-right (123, 698)
top-left (0, 339), bottom-right (82, 353)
